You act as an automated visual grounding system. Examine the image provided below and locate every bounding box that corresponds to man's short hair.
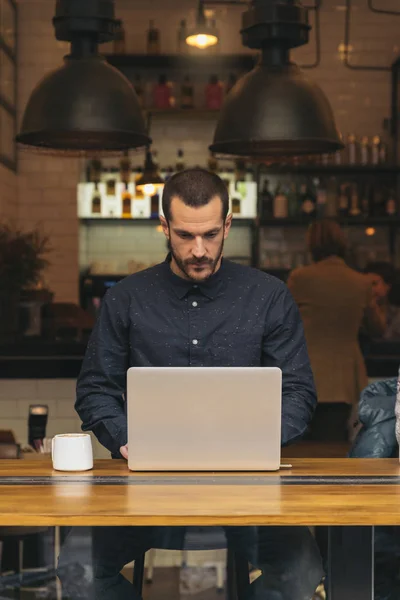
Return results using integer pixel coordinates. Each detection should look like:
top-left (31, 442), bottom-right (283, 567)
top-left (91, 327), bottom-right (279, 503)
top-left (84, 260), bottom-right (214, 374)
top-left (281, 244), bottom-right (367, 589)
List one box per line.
top-left (162, 167), bottom-right (230, 222)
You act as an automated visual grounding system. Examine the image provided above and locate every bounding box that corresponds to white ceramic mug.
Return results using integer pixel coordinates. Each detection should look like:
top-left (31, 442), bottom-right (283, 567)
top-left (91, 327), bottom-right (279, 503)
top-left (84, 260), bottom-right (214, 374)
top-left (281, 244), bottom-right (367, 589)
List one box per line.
top-left (52, 433), bottom-right (93, 472)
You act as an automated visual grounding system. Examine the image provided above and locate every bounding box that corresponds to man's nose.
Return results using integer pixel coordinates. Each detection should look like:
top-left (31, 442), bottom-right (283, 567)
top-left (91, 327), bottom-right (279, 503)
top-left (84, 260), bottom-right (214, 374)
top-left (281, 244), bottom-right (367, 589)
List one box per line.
top-left (192, 237), bottom-right (206, 258)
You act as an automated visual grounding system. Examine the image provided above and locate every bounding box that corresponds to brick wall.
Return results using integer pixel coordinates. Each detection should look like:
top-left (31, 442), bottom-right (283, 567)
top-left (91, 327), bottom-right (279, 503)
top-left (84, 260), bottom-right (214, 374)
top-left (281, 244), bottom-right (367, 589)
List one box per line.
top-left (0, 0), bottom-right (398, 302)
top-left (0, 163), bottom-right (17, 222)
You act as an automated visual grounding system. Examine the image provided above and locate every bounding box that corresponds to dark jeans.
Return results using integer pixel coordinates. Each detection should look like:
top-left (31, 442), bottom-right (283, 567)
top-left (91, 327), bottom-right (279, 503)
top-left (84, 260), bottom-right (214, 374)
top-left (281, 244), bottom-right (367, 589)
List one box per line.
top-left (305, 403), bottom-right (352, 443)
top-left (57, 525), bottom-right (323, 600)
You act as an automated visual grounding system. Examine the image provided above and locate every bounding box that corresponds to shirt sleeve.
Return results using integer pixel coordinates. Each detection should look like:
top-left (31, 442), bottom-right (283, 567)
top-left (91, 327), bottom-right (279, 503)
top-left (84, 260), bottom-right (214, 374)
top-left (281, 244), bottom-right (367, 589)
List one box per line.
top-left (262, 283), bottom-right (317, 446)
top-left (75, 288), bottom-right (130, 457)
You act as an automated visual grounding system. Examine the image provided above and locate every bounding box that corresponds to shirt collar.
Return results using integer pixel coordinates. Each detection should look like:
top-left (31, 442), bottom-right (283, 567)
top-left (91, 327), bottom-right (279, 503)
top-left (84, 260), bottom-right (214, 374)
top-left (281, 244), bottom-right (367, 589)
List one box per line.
top-left (162, 254), bottom-right (227, 300)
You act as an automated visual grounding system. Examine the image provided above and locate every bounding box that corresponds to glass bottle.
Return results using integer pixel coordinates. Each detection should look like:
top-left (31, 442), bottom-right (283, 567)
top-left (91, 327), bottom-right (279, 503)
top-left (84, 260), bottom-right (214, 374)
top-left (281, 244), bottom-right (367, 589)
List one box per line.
top-left (176, 149), bottom-right (185, 172)
top-left (122, 183), bottom-right (132, 218)
top-left (91, 183), bottom-right (102, 215)
top-left (177, 19), bottom-right (187, 54)
top-left (113, 19), bottom-right (126, 54)
top-left (147, 20), bottom-right (160, 55)
top-left (260, 180), bottom-right (274, 220)
top-left (207, 152), bottom-right (218, 173)
top-left (134, 75), bottom-right (144, 108)
top-left (371, 135), bottom-right (381, 165)
top-left (153, 74), bottom-right (171, 109)
top-left (205, 75), bottom-right (223, 110)
top-left (181, 75), bottom-right (194, 109)
top-left (360, 136), bottom-right (370, 165)
top-left (346, 134), bottom-right (358, 165)
top-left (337, 183), bottom-right (349, 218)
top-left (273, 182), bottom-right (288, 219)
top-left (349, 183), bottom-right (361, 218)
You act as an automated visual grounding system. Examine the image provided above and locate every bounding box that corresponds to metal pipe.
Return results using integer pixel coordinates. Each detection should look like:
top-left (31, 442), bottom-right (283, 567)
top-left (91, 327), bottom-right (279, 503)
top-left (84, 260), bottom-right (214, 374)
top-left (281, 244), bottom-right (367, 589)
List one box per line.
top-left (300, 1), bottom-right (320, 69)
top-left (343, 0), bottom-right (390, 71)
top-left (368, 0), bottom-right (400, 16)
top-left (391, 59), bottom-right (399, 164)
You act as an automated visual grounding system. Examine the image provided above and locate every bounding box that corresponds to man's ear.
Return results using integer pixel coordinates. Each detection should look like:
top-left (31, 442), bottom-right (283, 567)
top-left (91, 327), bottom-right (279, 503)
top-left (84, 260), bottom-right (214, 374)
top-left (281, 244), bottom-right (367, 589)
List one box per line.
top-left (224, 214), bottom-right (232, 239)
top-left (160, 215), bottom-right (169, 239)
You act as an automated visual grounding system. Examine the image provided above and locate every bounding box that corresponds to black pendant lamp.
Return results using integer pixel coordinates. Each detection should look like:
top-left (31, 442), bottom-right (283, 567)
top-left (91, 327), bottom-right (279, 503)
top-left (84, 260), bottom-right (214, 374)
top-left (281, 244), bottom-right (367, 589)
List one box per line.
top-left (210, 0), bottom-right (343, 160)
top-left (16, 0), bottom-right (151, 156)
top-left (186, 1), bottom-right (219, 50)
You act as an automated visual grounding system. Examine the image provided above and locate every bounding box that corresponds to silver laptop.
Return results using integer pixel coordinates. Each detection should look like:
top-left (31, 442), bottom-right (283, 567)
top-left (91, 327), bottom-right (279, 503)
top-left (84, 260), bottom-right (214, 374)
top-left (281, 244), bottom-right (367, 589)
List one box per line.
top-left (127, 366), bottom-right (282, 472)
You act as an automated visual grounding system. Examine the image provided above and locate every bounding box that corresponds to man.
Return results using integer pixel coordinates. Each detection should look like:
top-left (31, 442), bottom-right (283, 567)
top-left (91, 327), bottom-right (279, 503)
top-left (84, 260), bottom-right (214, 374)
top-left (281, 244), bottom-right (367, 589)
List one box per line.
top-left (59, 168), bottom-right (322, 599)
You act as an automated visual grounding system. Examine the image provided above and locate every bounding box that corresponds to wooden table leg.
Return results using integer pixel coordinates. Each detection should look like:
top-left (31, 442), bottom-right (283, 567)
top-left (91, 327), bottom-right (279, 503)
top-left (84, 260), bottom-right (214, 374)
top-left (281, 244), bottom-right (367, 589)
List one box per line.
top-left (328, 526), bottom-right (374, 600)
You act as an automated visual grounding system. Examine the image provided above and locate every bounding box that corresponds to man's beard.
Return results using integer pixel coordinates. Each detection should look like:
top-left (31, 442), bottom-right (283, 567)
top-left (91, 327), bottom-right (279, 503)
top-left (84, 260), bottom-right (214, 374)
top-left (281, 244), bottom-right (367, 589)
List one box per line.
top-left (168, 238), bottom-right (224, 281)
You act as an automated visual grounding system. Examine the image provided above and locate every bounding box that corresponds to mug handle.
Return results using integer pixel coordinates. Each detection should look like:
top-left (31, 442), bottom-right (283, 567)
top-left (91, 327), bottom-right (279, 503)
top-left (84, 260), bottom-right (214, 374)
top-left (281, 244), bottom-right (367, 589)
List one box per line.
top-left (51, 436), bottom-right (55, 460)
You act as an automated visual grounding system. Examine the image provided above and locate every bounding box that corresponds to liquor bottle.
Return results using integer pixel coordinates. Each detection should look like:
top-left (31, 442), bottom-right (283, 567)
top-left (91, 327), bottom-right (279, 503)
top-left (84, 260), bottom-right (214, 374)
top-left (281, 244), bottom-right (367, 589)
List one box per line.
top-left (371, 136), bottom-right (380, 165)
top-left (181, 75), bottom-right (194, 109)
top-left (231, 196), bottom-right (241, 215)
top-left (386, 189), bottom-right (397, 216)
top-left (360, 137), bottom-right (370, 165)
top-left (371, 183), bottom-right (385, 217)
top-left (260, 179), bottom-right (274, 219)
top-left (134, 75), bottom-right (144, 108)
top-left (325, 177), bottom-right (338, 218)
top-left (88, 159), bottom-right (103, 183)
top-left (176, 149), bottom-right (185, 172)
top-left (360, 183), bottom-right (371, 218)
top-left (122, 183), bottom-right (132, 218)
top-left (151, 193), bottom-right (160, 219)
top-left (299, 179), bottom-right (316, 218)
top-left (153, 74), bottom-right (171, 109)
top-left (337, 183), bottom-right (349, 218)
top-left (207, 152), bottom-right (218, 173)
top-left (287, 182), bottom-right (298, 218)
top-left (273, 182), bottom-right (288, 219)
top-left (113, 19), bottom-right (126, 54)
top-left (177, 19), bottom-right (187, 54)
top-left (147, 20), bottom-right (160, 55)
top-left (205, 75), bottom-right (223, 110)
top-left (234, 159), bottom-right (246, 183)
top-left (346, 134), bottom-right (358, 165)
top-left (91, 183), bottom-right (102, 215)
top-left (349, 184), bottom-right (361, 218)
top-left (315, 178), bottom-right (327, 218)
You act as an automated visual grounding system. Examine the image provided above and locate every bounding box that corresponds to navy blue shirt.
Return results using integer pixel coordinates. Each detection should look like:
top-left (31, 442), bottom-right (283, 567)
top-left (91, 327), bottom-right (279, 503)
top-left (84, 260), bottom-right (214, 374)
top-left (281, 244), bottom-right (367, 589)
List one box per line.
top-left (76, 257), bottom-right (317, 456)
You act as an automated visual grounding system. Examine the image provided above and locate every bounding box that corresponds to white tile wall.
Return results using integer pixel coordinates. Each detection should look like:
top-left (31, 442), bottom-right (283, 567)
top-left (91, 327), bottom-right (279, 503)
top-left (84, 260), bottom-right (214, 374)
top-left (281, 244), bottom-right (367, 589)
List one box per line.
top-left (81, 222), bottom-right (252, 272)
top-left (0, 379), bottom-right (109, 459)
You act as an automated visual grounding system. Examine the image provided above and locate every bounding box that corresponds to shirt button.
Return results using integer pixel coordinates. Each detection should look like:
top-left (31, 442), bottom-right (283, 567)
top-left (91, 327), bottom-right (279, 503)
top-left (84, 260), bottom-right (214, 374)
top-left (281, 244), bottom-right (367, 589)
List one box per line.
top-left (193, 285), bottom-right (198, 288)
top-left (192, 301), bottom-right (198, 307)
top-left (192, 339), bottom-right (198, 346)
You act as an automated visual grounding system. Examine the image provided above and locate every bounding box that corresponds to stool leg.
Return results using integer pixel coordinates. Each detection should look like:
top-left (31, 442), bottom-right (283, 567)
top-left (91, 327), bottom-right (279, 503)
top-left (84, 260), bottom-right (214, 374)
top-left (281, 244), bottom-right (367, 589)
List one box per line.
top-left (133, 554), bottom-right (145, 597)
top-left (216, 562), bottom-right (224, 593)
top-left (145, 549), bottom-right (155, 584)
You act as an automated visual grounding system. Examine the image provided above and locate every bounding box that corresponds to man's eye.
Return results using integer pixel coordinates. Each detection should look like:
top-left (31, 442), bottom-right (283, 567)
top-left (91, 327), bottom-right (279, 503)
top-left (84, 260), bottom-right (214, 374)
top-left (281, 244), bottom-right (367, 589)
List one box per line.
top-left (205, 232), bottom-right (218, 239)
top-left (179, 233), bottom-right (192, 239)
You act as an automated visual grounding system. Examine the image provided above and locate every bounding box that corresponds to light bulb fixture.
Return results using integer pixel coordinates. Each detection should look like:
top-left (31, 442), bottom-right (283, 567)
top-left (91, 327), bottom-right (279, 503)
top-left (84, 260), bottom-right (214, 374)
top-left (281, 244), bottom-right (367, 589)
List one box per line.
top-left (186, 1), bottom-right (219, 49)
top-left (16, 0), bottom-right (150, 156)
top-left (135, 149), bottom-right (164, 194)
top-left (210, 0), bottom-right (344, 160)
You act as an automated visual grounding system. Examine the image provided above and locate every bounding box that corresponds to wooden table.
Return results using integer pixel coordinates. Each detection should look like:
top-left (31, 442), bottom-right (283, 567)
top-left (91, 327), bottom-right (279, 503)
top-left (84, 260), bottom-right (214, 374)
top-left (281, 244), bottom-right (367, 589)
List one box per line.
top-left (1, 458), bottom-right (400, 600)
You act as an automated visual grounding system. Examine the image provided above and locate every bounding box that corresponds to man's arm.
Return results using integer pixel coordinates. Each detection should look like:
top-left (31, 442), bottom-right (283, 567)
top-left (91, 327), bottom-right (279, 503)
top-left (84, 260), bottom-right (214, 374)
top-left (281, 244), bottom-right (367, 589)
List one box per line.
top-left (75, 288), bottom-right (130, 457)
top-left (263, 284), bottom-right (317, 446)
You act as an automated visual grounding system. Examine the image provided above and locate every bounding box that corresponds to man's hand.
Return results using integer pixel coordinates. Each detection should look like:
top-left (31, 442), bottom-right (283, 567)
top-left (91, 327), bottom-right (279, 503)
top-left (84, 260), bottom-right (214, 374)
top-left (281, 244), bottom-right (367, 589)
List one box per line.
top-left (120, 445), bottom-right (128, 460)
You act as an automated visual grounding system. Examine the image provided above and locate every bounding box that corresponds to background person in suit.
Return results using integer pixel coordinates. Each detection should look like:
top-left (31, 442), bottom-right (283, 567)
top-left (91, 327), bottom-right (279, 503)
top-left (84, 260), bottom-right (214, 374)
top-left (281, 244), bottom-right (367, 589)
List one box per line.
top-left (287, 219), bottom-right (385, 442)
